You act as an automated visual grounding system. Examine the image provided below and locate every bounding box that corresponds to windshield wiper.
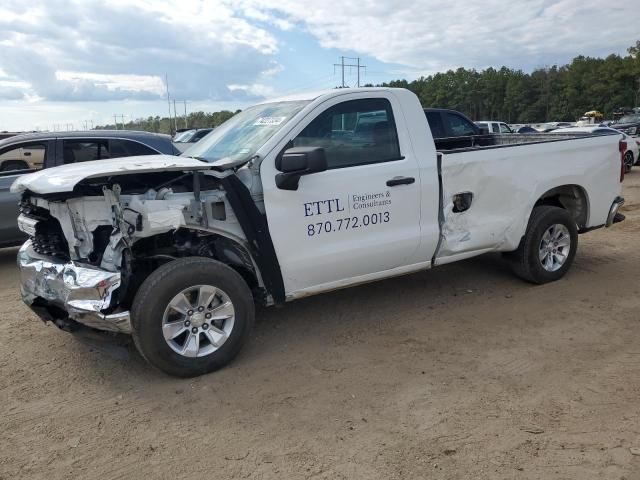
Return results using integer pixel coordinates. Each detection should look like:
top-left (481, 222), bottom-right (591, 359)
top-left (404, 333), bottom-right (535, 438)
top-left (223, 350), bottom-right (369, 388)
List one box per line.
top-left (188, 156), bottom-right (210, 163)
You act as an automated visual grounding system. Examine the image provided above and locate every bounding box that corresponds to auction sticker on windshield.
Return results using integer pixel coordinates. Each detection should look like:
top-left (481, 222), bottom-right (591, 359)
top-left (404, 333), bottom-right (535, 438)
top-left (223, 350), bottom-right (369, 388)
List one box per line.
top-left (254, 116), bottom-right (287, 126)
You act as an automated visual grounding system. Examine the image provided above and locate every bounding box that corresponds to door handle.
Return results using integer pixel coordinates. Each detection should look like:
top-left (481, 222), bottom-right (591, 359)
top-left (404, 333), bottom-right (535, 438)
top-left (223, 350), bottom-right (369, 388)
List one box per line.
top-left (386, 176), bottom-right (415, 187)
top-left (23, 152), bottom-right (31, 157)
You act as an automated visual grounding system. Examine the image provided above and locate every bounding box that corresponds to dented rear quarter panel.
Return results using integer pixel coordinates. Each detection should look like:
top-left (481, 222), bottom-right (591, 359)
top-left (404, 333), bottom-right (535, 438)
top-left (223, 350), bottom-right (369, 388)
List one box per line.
top-left (435, 134), bottom-right (622, 262)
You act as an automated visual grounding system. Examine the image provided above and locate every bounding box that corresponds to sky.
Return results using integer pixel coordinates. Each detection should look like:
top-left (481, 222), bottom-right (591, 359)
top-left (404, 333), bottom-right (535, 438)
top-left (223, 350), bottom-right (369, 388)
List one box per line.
top-left (0, 0), bottom-right (639, 131)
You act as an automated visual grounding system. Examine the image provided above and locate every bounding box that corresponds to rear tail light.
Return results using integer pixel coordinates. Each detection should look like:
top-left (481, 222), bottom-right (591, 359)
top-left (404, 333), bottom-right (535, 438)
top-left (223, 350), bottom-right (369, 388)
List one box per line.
top-left (619, 140), bottom-right (627, 182)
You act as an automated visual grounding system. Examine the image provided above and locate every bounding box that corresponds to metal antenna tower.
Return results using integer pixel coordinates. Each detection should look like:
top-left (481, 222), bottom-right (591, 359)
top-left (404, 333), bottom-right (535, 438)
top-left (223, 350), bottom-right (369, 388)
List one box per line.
top-left (333, 56), bottom-right (367, 87)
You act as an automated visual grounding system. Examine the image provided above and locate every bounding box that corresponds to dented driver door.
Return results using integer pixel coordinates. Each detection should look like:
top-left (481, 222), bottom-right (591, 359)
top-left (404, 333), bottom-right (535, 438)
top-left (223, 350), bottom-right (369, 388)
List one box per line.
top-left (261, 93), bottom-right (425, 297)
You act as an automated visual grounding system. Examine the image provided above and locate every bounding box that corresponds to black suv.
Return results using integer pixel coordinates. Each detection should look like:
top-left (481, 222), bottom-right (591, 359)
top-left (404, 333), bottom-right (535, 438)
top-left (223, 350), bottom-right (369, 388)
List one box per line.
top-left (423, 108), bottom-right (494, 150)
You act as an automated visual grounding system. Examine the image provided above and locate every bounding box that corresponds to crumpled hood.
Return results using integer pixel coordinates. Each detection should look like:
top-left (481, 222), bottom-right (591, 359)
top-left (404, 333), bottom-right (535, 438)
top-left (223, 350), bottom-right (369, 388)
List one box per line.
top-left (11, 155), bottom-right (213, 194)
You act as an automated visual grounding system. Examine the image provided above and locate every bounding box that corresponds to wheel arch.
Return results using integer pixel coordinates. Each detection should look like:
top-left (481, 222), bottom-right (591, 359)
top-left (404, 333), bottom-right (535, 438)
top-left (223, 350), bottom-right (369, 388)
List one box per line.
top-left (125, 228), bottom-right (266, 308)
top-left (533, 184), bottom-right (590, 229)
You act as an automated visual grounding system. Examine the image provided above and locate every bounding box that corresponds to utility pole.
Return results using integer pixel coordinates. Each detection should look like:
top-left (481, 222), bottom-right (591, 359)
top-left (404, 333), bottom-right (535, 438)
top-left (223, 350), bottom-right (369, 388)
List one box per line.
top-left (333, 56), bottom-right (367, 88)
top-left (183, 100), bottom-right (188, 129)
top-left (119, 114), bottom-right (126, 129)
top-left (165, 73), bottom-right (173, 135)
top-left (113, 114), bottom-right (118, 130)
top-left (173, 99), bottom-right (178, 133)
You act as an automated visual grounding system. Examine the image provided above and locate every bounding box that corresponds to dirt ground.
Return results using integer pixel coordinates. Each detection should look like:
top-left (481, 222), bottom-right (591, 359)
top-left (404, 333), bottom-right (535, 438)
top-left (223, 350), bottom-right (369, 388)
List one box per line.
top-left (1, 172), bottom-right (640, 480)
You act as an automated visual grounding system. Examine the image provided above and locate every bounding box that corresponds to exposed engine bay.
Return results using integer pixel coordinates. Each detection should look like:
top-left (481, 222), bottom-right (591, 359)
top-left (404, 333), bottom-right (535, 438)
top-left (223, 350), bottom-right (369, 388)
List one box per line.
top-left (18, 169), bottom-right (267, 319)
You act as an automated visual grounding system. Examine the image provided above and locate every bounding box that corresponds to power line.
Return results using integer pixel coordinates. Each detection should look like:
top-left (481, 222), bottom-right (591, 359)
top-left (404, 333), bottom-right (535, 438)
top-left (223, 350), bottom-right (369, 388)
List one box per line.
top-left (274, 72), bottom-right (339, 97)
top-left (81, 119), bottom-right (95, 130)
top-left (112, 114), bottom-right (125, 129)
top-left (333, 56), bottom-right (367, 88)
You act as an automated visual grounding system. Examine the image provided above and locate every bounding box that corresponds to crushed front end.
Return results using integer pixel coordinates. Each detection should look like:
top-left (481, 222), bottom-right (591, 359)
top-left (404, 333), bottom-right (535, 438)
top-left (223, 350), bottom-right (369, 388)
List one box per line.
top-left (14, 166), bottom-right (261, 334)
top-left (18, 240), bottom-right (130, 332)
top-left (16, 188), bottom-right (135, 333)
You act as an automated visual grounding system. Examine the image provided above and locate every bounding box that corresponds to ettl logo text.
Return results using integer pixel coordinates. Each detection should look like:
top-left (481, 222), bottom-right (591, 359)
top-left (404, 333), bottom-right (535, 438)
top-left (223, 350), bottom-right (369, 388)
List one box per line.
top-left (303, 199), bottom-right (345, 217)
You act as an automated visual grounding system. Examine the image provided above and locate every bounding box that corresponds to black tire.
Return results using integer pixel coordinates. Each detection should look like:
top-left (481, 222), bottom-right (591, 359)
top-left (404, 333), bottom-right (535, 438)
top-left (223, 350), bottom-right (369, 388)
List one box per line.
top-left (506, 206), bottom-right (578, 284)
top-left (0, 160), bottom-right (28, 172)
top-left (131, 257), bottom-right (254, 377)
top-left (624, 151), bottom-right (633, 173)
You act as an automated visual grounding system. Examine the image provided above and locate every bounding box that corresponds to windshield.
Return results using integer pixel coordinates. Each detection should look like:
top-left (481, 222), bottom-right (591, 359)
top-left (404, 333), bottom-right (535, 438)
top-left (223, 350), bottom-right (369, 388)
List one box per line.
top-left (183, 100), bottom-right (310, 167)
top-left (618, 114), bottom-right (640, 124)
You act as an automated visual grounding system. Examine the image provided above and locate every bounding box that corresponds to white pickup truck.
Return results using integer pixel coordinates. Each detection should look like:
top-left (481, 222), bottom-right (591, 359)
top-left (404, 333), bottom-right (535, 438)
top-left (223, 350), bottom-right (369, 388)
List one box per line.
top-left (13, 88), bottom-right (626, 377)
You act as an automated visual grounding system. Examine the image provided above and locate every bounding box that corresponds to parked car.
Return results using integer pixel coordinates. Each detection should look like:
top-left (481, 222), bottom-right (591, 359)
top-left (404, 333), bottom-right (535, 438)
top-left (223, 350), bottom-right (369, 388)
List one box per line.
top-left (515, 126), bottom-right (539, 133)
top-left (539, 122), bottom-right (575, 132)
top-left (0, 143), bottom-right (46, 171)
top-left (0, 131), bottom-right (23, 141)
top-left (173, 128), bottom-right (213, 143)
top-left (550, 126), bottom-right (638, 171)
top-left (611, 113), bottom-right (640, 136)
top-left (172, 128), bottom-right (192, 140)
top-left (423, 108), bottom-right (493, 149)
top-left (0, 130), bottom-right (180, 247)
top-left (475, 121), bottom-right (514, 134)
top-left (12, 88), bottom-right (626, 377)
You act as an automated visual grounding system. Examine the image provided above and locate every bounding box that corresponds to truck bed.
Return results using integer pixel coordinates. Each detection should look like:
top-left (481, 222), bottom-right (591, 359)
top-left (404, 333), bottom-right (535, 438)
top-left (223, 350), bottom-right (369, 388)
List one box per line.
top-left (436, 131), bottom-right (620, 153)
top-left (434, 132), bottom-right (622, 264)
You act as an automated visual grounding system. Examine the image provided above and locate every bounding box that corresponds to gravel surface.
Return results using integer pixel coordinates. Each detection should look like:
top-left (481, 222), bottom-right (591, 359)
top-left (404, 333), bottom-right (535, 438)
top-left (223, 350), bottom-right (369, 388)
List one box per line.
top-left (1, 171), bottom-right (640, 479)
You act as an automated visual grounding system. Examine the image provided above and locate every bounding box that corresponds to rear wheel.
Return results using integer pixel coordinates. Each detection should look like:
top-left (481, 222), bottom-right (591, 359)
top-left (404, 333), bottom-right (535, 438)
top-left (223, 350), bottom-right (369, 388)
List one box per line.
top-left (506, 206), bottom-right (578, 284)
top-left (624, 151), bottom-right (634, 172)
top-left (131, 257), bottom-right (254, 377)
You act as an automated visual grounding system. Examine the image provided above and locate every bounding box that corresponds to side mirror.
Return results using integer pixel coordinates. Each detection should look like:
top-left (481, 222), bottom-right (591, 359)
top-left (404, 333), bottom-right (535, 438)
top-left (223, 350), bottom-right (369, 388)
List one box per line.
top-left (275, 147), bottom-right (327, 190)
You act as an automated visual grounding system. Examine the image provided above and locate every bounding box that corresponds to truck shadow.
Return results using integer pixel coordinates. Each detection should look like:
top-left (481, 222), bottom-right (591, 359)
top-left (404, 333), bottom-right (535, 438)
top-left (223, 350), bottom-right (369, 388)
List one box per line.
top-left (60, 252), bottom-right (518, 384)
top-left (246, 252), bottom-right (518, 360)
top-left (256, 252), bottom-right (514, 325)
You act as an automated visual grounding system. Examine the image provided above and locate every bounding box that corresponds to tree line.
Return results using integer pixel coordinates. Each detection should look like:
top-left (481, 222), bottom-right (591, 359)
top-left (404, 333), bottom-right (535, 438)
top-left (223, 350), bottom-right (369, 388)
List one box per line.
top-left (97, 41), bottom-right (640, 131)
top-left (379, 41), bottom-right (640, 123)
top-left (96, 109), bottom-right (239, 135)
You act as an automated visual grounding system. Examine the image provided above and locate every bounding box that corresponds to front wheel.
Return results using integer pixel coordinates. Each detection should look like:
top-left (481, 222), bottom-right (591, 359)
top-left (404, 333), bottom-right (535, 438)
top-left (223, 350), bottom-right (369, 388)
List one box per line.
top-left (131, 257), bottom-right (255, 377)
top-left (506, 206), bottom-right (578, 284)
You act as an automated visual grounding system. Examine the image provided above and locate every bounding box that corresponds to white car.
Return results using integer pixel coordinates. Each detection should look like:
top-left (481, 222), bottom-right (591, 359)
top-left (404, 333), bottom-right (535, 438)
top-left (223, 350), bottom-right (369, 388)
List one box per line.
top-left (475, 121), bottom-right (514, 134)
top-left (12, 88), bottom-right (625, 376)
top-left (551, 126), bottom-right (639, 171)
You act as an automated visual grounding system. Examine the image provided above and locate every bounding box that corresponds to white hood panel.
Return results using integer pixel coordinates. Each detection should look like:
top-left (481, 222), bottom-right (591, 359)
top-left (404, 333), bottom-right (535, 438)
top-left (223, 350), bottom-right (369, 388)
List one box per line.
top-left (11, 155), bottom-right (212, 194)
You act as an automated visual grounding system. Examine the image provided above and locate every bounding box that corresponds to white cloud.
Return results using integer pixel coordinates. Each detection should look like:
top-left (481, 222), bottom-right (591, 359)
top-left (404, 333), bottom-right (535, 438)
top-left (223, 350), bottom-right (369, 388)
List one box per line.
top-left (56, 72), bottom-right (166, 96)
top-left (0, 0), bottom-right (280, 101)
top-left (235, 0), bottom-right (640, 74)
top-left (227, 83), bottom-right (277, 98)
top-left (1, 0), bottom-right (639, 129)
